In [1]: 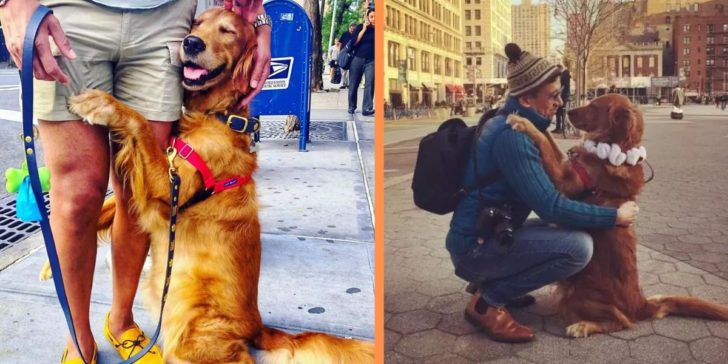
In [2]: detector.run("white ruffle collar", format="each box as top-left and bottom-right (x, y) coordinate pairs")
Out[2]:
(583, 140), (647, 166)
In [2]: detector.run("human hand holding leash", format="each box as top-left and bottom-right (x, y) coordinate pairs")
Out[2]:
(616, 201), (639, 227)
(0, 0), (76, 83)
(225, 0), (271, 107)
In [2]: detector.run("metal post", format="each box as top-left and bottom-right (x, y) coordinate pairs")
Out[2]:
(327, 0), (338, 49)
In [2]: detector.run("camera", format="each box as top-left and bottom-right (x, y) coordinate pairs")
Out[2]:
(476, 204), (514, 246)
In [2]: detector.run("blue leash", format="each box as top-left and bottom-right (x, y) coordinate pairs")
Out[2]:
(21, 6), (179, 363)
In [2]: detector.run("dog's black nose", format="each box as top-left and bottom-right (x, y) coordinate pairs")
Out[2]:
(183, 36), (206, 56)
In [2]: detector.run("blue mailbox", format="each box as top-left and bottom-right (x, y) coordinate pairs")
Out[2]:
(251, 0), (312, 151)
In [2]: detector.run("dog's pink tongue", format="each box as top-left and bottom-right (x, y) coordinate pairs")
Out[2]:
(184, 66), (208, 80)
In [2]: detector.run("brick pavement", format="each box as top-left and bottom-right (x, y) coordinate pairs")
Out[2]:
(384, 104), (728, 363)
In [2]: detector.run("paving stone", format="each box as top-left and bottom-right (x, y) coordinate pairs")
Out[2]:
(688, 285), (728, 304)
(629, 335), (692, 363)
(639, 271), (660, 286)
(437, 312), (478, 336)
(659, 271), (706, 288)
(386, 291), (432, 313)
(706, 321), (728, 339)
(481, 358), (535, 364)
(641, 260), (678, 274)
(394, 329), (457, 358)
(386, 351), (416, 364)
(569, 333), (631, 363)
(689, 337), (728, 363)
(653, 317), (711, 341)
(453, 333), (514, 361)
(642, 283), (690, 298)
(702, 274), (728, 288)
(387, 309), (443, 335)
(385, 277), (420, 295)
(422, 353), (475, 364)
(428, 293), (470, 315)
(512, 334), (573, 363)
(416, 277), (465, 297)
(386, 329), (402, 353)
(609, 320), (656, 340)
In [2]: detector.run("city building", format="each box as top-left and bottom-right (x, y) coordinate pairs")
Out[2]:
(384, 0), (465, 107)
(512, 0), (550, 59)
(673, 11), (728, 96)
(462, 0), (511, 101)
(645, 0), (714, 15)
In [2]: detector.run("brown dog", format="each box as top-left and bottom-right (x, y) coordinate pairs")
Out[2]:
(66, 8), (373, 363)
(507, 94), (728, 337)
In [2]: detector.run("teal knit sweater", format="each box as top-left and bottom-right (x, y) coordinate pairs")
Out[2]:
(446, 96), (617, 256)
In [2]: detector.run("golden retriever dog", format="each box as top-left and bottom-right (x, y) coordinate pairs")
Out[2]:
(55, 8), (373, 363)
(506, 94), (728, 337)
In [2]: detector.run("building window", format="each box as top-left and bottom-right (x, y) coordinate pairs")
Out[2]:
(475, 10), (481, 19)
(683, 24), (690, 32)
(707, 47), (714, 55)
(455, 61), (461, 78)
(723, 47), (728, 54)
(434, 55), (441, 75)
(422, 51), (431, 72)
(724, 24), (728, 32)
(465, 26), (471, 36)
(388, 42), (400, 68)
(649, 57), (655, 68)
(476, 57), (482, 66)
(684, 36), (690, 45)
(466, 57), (472, 66)
(408, 48), (417, 71)
(698, 59), (701, 65)
(684, 48), (691, 55)
(706, 59), (714, 66)
(707, 24), (715, 33)
(475, 41), (482, 48)
(475, 26), (481, 36)
(707, 36), (715, 44)
(637, 57), (643, 68)
(466, 42), (472, 49)
(683, 59), (690, 66)
(465, 10), (470, 20)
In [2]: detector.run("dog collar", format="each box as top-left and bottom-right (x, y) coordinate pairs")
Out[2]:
(170, 136), (251, 193)
(583, 140), (647, 166)
(214, 113), (260, 134)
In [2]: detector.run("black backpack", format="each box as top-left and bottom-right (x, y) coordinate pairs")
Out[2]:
(412, 108), (502, 214)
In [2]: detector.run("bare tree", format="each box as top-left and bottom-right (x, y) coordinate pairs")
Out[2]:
(305, 0), (324, 91)
(547, 0), (635, 105)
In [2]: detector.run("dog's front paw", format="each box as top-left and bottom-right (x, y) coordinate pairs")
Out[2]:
(506, 115), (530, 133)
(39, 260), (52, 281)
(566, 322), (591, 338)
(69, 90), (120, 127)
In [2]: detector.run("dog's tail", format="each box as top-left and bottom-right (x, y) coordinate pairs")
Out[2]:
(253, 325), (374, 364)
(644, 295), (728, 321)
(97, 196), (116, 242)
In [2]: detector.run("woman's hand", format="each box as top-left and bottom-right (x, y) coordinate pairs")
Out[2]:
(223, 0), (262, 23)
(0, 0), (76, 83)
(616, 201), (639, 227)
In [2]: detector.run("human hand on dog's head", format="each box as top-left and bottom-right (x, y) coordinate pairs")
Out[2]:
(224, 0), (263, 23)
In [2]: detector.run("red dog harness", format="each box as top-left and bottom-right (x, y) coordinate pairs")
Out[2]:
(568, 150), (597, 198)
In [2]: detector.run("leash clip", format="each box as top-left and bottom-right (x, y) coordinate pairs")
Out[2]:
(166, 146), (178, 182)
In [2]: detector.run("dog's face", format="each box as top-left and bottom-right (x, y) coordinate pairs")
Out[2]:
(180, 8), (257, 93)
(568, 94), (644, 148)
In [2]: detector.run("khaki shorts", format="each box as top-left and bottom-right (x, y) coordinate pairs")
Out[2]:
(34, 0), (198, 121)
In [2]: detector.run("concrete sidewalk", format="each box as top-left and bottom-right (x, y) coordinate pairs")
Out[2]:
(0, 91), (374, 363)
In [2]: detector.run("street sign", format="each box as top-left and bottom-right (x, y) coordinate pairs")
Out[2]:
(250, 0), (312, 151)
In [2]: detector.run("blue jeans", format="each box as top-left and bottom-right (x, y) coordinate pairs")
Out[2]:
(450, 219), (593, 307)
(348, 56), (374, 113)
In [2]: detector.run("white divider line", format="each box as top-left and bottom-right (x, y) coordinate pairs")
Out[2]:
(352, 117), (375, 229)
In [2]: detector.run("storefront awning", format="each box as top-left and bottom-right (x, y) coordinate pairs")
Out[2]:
(446, 84), (465, 94)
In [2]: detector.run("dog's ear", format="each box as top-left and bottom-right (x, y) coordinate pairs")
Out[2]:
(608, 104), (643, 149)
(232, 43), (258, 96)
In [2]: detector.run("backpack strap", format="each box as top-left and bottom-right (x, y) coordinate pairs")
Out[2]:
(467, 108), (508, 194)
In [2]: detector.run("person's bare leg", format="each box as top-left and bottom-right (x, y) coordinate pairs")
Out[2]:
(39, 120), (111, 361)
(107, 120), (173, 337)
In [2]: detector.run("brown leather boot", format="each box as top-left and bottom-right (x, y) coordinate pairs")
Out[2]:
(464, 293), (535, 343)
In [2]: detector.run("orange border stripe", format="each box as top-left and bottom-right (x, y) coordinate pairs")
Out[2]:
(374, 4), (384, 363)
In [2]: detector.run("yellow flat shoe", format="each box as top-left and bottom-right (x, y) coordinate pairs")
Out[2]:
(104, 312), (164, 363)
(60, 343), (97, 364)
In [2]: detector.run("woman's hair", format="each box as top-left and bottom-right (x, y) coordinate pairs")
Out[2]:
(367, 9), (374, 16)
